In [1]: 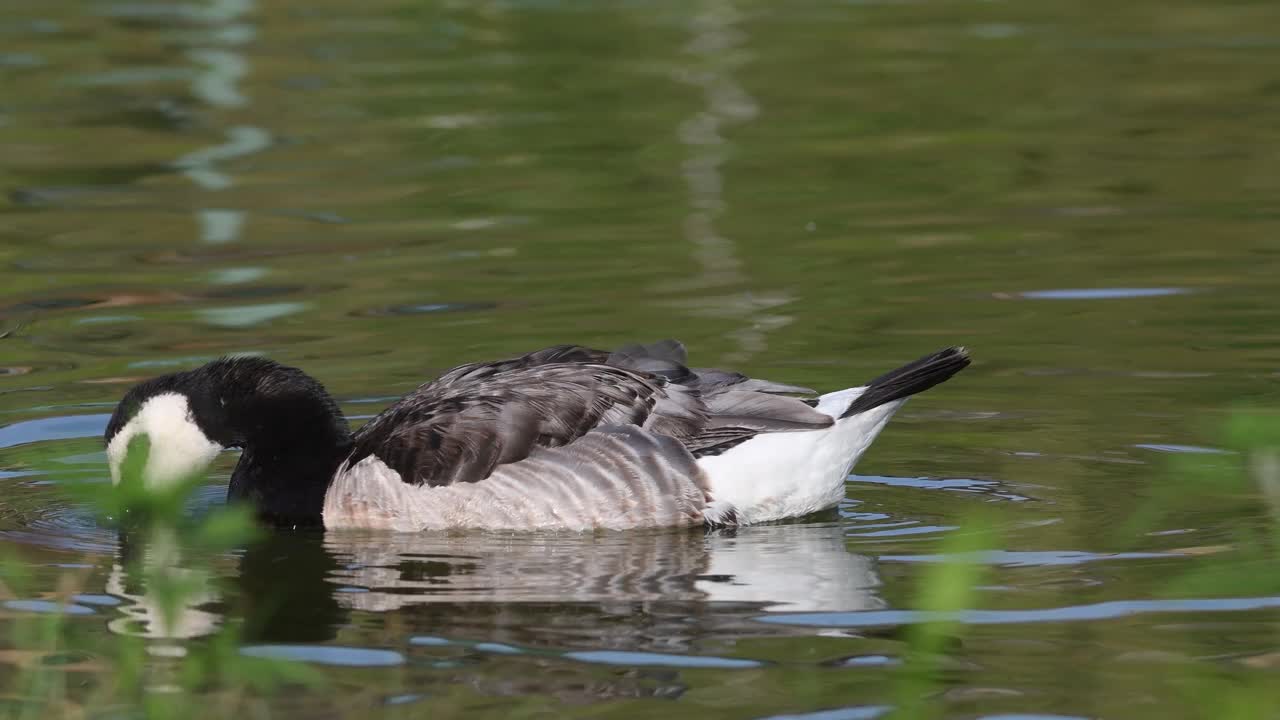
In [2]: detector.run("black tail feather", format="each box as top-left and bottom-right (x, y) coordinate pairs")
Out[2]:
(840, 346), (971, 418)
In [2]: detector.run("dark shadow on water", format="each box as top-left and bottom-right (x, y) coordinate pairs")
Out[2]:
(235, 530), (347, 644)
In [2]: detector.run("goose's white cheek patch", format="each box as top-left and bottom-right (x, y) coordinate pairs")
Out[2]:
(107, 393), (223, 489)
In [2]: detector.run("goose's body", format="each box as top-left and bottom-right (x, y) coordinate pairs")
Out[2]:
(105, 342), (969, 531)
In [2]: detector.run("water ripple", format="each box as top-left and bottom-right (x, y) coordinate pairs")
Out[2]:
(409, 635), (765, 669)
(4, 599), (96, 616)
(879, 550), (1177, 567)
(563, 650), (763, 669)
(0, 414), (108, 449)
(851, 474), (1032, 502)
(758, 596), (1280, 628)
(758, 706), (891, 720)
(1015, 288), (1191, 300)
(173, 125), (272, 192)
(240, 644), (404, 667)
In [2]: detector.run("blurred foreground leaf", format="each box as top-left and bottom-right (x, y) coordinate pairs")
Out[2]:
(892, 512), (999, 720)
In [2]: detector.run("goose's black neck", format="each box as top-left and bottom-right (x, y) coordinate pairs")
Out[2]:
(185, 357), (353, 527)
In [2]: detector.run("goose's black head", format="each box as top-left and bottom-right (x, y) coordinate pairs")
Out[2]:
(105, 357), (353, 519)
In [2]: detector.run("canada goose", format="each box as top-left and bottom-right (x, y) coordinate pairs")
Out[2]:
(104, 341), (969, 531)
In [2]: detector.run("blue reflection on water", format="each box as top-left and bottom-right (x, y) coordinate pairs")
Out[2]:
(758, 596), (1280, 628)
(240, 644), (404, 666)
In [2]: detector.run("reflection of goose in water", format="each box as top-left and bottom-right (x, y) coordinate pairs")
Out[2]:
(102, 522), (884, 650)
(324, 522), (884, 614)
(104, 527), (345, 645)
(323, 522), (885, 654)
(105, 529), (221, 648)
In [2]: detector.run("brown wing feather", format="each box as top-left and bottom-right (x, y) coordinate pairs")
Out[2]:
(350, 342), (832, 488)
(351, 357), (705, 487)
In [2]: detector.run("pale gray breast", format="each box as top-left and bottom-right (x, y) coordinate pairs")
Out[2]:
(324, 425), (712, 532)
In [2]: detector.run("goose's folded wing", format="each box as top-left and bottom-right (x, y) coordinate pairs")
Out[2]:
(347, 341), (834, 488)
(685, 390), (835, 456)
(348, 361), (705, 487)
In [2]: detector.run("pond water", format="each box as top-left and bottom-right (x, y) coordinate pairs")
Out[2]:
(2, 0), (1279, 717)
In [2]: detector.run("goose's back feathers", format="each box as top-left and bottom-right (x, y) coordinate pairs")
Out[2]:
(344, 342), (833, 494)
